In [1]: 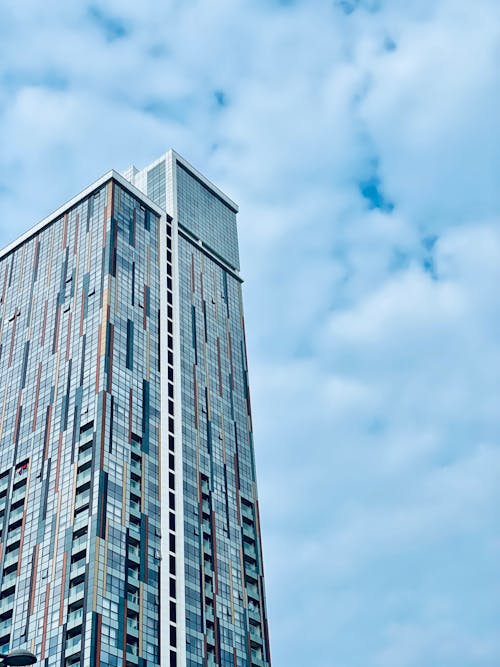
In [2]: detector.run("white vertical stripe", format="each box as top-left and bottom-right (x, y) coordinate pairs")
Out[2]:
(159, 209), (172, 667)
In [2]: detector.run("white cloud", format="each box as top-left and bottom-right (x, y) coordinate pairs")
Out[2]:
(1, 0), (499, 665)
(357, 0), (500, 225)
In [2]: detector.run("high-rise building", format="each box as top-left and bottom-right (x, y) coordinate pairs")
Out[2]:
(0, 151), (271, 667)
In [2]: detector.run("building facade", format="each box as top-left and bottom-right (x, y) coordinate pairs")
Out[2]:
(0, 153), (271, 667)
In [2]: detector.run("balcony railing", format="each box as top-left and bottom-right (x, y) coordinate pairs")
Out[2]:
(79, 432), (94, 447)
(251, 652), (264, 667)
(67, 608), (83, 628)
(126, 642), (138, 656)
(71, 536), (87, 553)
(76, 469), (92, 486)
(3, 551), (19, 568)
(8, 508), (23, 524)
(241, 503), (253, 520)
(75, 491), (90, 509)
(6, 527), (21, 545)
(127, 591), (139, 606)
(126, 618), (139, 634)
(78, 448), (92, 465)
(15, 467), (28, 481)
(11, 488), (25, 505)
(243, 543), (257, 559)
(0, 596), (14, 613)
(68, 584), (85, 603)
(65, 635), (82, 654)
(129, 500), (141, 515)
(130, 459), (141, 473)
(128, 545), (140, 560)
(248, 606), (261, 624)
(0, 618), (12, 636)
(1, 574), (17, 591)
(130, 480), (141, 494)
(242, 523), (254, 539)
(127, 569), (140, 585)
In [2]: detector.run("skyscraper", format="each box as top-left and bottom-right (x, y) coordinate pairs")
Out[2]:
(0, 151), (271, 667)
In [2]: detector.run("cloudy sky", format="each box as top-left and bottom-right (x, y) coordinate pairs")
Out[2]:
(1, 0), (499, 665)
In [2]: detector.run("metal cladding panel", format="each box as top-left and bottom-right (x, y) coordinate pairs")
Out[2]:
(175, 164), (240, 272)
(177, 238), (270, 667)
(123, 151), (272, 667)
(2, 152), (275, 667)
(0, 179), (166, 667)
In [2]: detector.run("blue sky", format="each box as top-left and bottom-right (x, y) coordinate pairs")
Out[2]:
(1, 0), (499, 665)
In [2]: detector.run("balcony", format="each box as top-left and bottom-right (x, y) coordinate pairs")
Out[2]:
(8, 508), (23, 525)
(128, 545), (140, 562)
(241, 503), (253, 520)
(243, 543), (257, 560)
(0, 574), (16, 592)
(126, 590), (140, 612)
(79, 431), (94, 447)
(247, 583), (259, 601)
(6, 530), (21, 548)
(71, 536), (87, 555)
(70, 560), (86, 579)
(14, 467), (28, 481)
(129, 500), (141, 517)
(65, 635), (82, 656)
(130, 479), (141, 494)
(11, 488), (25, 505)
(128, 524), (140, 541)
(73, 514), (88, 532)
(76, 469), (92, 487)
(126, 618), (139, 636)
(78, 448), (92, 465)
(68, 583), (85, 604)
(125, 641), (139, 659)
(130, 459), (141, 474)
(74, 491), (90, 511)
(3, 552), (19, 569)
(251, 650), (264, 667)
(65, 658), (81, 667)
(67, 608), (83, 629)
(249, 624), (262, 646)
(0, 617), (11, 637)
(127, 569), (140, 586)
(248, 605), (261, 623)
(242, 523), (254, 540)
(131, 439), (141, 455)
(0, 597), (14, 614)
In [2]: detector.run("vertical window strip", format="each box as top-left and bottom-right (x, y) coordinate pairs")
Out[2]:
(126, 319), (134, 370)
